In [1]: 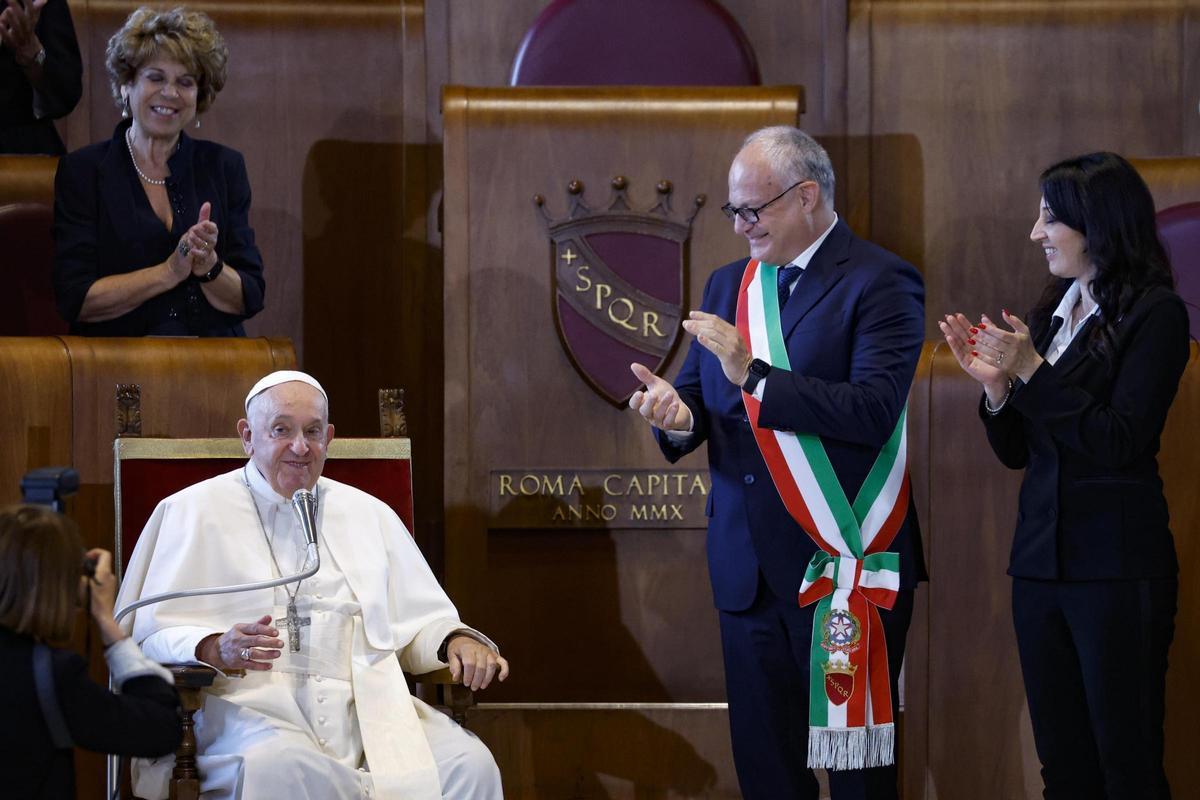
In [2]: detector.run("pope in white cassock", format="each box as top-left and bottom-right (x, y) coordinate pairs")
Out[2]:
(116, 370), (508, 799)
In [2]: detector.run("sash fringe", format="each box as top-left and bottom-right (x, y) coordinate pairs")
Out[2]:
(807, 723), (895, 770)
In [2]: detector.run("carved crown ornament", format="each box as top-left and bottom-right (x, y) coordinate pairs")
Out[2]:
(534, 176), (705, 407)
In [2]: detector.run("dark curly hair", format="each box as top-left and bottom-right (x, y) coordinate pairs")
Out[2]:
(106, 6), (229, 114)
(1028, 152), (1174, 364)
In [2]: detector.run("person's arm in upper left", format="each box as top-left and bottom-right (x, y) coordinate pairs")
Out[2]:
(1, 0), (82, 120)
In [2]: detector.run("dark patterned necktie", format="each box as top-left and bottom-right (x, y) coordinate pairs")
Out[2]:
(777, 265), (802, 309)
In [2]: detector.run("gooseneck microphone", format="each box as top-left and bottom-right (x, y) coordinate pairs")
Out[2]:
(115, 486), (323, 625)
(291, 489), (319, 549)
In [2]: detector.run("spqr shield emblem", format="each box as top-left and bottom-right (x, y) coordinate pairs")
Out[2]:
(535, 177), (705, 406)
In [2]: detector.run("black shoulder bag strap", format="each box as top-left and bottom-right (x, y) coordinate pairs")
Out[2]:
(33, 643), (74, 749)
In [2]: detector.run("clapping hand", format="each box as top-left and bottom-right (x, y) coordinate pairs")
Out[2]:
(682, 310), (752, 386)
(974, 311), (1042, 382)
(939, 313), (1007, 390)
(175, 201), (220, 278)
(628, 362), (693, 432)
(0, 0), (46, 66)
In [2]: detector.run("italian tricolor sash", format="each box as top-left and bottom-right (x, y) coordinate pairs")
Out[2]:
(736, 259), (910, 770)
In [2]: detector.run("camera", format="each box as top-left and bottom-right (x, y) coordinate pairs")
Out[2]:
(20, 467), (80, 513)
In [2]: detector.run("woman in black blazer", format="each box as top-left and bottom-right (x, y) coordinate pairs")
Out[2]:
(0, 505), (181, 799)
(52, 7), (264, 336)
(940, 152), (1187, 799)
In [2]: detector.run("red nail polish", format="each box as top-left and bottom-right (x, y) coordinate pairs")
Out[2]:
(971, 351), (980, 358)
(968, 338), (976, 345)
(969, 327), (978, 334)
(978, 323), (987, 330)
(1002, 308), (1008, 316)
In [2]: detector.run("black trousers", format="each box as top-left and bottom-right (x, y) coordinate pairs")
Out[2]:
(1012, 577), (1177, 800)
(718, 573), (914, 800)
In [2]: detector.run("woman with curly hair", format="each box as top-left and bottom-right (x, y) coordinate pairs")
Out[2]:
(52, 6), (265, 336)
(940, 152), (1186, 799)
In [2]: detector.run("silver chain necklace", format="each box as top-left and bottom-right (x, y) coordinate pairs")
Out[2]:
(242, 464), (316, 652)
(125, 126), (171, 186)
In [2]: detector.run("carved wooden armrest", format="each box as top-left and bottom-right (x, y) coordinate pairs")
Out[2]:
(411, 667), (474, 725)
(161, 664), (245, 800)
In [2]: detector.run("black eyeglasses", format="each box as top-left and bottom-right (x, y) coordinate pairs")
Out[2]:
(721, 181), (805, 225)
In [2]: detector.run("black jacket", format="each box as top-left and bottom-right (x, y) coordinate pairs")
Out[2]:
(52, 119), (266, 335)
(655, 221), (927, 611)
(982, 284), (1189, 580)
(0, 626), (181, 800)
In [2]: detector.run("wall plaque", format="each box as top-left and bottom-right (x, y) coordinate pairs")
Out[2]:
(490, 468), (710, 529)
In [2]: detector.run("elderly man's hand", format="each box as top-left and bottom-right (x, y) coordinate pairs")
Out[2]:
(445, 634), (509, 691)
(628, 362), (693, 432)
(682, 310), (752, 386)
(196, 614), (284, 671)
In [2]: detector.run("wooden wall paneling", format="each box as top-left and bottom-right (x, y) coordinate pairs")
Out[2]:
(0, 337), (73, 505)
(900, 341), (935, 800)
(0, 155), (59, 204)
(1185, 1), (1200, 154)
(848, 1), (1193, 339)
(1156, 343), (1200, 794)
(1130, 156), (1200, 210)
(468, 707), (739, 798)
(924, 344), (1034, 800)
(64, 336), (296, 483)
(443, 85), (801, 796)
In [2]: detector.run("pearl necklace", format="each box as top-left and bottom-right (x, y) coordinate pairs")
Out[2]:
(125, 127), (171, 186)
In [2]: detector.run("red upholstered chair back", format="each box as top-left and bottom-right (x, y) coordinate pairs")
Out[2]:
(1158, 202), (1200, 341)
(510, 0), (760, 86)
(0, 202), (67, 335)
(114, 437), (415, 577)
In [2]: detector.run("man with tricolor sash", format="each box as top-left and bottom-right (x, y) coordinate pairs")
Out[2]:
(629, 126), (926, 800)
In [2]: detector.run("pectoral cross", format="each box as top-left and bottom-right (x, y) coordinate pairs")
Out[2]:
(284, 599), (311, 653)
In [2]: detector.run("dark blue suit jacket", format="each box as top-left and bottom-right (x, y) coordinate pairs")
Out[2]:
(656, 220), (927, 612)
(52, 120), (265, 336)
(983, 284), (1189, 581)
